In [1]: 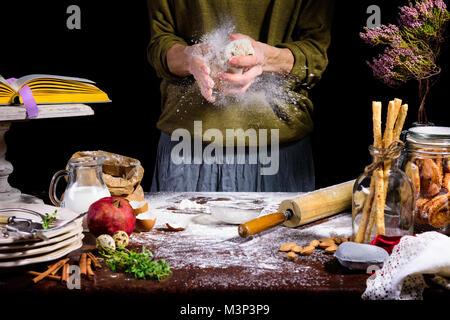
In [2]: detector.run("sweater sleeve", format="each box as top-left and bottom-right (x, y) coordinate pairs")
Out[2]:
(147, 0), (188, 81)
(276, 0), (334, 88)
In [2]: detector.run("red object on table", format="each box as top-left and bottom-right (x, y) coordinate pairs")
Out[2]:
(370, 235), (403, 254)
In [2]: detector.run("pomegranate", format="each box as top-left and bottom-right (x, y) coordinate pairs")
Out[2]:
(87, 197), (135, 236)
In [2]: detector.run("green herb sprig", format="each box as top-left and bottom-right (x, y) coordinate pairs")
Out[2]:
(41, 210), (58, 230)
(99, 246), (172, 281)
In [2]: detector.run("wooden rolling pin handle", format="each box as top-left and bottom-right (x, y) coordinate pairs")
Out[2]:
(238, 212), (287, 238)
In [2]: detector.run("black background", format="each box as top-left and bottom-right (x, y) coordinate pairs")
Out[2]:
(1, 0), (449, 196)
(1, 0), (449, 311)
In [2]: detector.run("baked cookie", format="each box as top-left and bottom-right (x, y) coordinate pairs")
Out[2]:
(419, 158), (442, 198)
(426, 193), (450, 228)
(414, 197), (430, 225)
(405, 160), (421, 198)
(445, 157), (450, 173)
(443, 173), (450, 192)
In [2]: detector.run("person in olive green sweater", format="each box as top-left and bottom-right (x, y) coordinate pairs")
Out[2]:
(147, 0), (334, 192)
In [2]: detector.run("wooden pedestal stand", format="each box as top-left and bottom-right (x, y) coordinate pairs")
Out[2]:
(0, 104), (94, 203)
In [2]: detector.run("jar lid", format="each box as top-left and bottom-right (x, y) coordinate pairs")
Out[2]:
(408, 126), (450, 138)
(406, 126), (450, 148)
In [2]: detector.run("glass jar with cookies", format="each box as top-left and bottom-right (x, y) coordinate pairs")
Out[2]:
(402, 126), (450, 234)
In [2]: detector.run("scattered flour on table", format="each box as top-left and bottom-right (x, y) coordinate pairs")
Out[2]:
(131, 200), (352, 275)
(176, 199), (208, 211)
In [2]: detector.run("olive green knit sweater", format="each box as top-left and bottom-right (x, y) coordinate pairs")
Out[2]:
(147, 0), (333, 144)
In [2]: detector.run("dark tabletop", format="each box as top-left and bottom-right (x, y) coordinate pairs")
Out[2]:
(0, 192), (448, 315)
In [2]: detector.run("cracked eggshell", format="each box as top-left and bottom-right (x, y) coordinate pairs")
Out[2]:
(129, 200), (149, 215)
(135, 215), (156, 232)
(130, 202), (157, 232)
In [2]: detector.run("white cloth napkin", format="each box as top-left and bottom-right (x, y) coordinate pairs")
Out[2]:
(363, 232), (450, 300)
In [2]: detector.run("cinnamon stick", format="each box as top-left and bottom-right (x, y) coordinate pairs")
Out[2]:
(27, 271), (61, 281)
(87, 252), (102, 269)
(79, 253), (87, 277)
(50, 261), (66, 276)
(86, 258), (95, 280)
(32, 258), (69, 283)
(61, 263), (69, 283)
(46, 260), (60, 270)
(47, 259), (66, 274)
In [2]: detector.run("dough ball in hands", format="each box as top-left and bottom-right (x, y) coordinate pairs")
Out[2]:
(222, 38), (255, 73)
(210, 38), (255, 80)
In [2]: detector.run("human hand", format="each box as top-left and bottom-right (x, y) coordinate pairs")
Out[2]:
(217, 34), (264, 96)
(184, 44), (216, 103)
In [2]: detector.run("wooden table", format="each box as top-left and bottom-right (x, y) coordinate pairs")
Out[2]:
(0, 104), (93, 203)
(0, 192), (448, 313)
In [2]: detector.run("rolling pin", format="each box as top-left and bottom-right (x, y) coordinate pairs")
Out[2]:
(238, 180), (355, 238)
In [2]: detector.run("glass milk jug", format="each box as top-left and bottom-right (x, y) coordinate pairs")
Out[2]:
(49, 156), (111, 229)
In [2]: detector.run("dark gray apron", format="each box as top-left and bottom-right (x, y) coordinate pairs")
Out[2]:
(150, 132), (314, 192)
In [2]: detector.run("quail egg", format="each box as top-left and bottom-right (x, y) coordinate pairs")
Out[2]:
(96, 234), (116, 251)
(112, 230), (130, 248)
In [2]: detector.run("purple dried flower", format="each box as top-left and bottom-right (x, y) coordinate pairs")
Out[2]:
(360, 0), (449, 86)
(399, 4), (423, 28)
(360, 24), (400, 46)
(368, 52), (402, 86)
(400, 0), (448, 29)
(435, 0), (447, 11)
(361, 0), (449, 123)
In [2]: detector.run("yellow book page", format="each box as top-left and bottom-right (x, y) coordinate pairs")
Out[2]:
(21, 92), (110, 104)
(5, 75), (110, 104)
(27, 79), (110, 103)
(28, 79), (97, 91)
(0, 83), (14, 104)
(0, 97), (12, 104)
(10, 74), (95, 91)
(29, 85), (96, 93)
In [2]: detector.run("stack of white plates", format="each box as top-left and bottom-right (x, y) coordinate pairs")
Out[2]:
(0, 203), (84, 268)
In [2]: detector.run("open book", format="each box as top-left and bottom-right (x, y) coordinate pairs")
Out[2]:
(0, 74), (110, 105)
